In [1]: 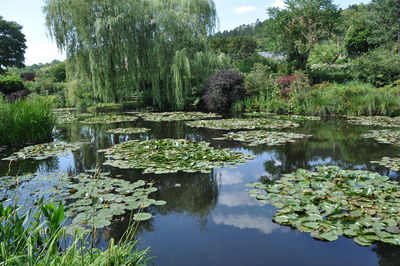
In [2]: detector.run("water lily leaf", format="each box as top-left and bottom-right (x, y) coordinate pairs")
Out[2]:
(153, 200), (167, 206)
(133, 213), (152, 221)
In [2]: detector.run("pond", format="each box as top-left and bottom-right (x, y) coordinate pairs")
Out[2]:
(0, 113), (399, 266)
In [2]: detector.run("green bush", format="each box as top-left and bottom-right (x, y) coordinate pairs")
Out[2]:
(0, 75), (25, 95)
(351, 46), (400, 87)
(236, 54), (280, 73)
(244, 64), (279, 96)
(0, 95), (56, 145)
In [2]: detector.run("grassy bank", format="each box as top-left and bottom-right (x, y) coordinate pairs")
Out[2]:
(0, 96), (56, 145)
(234, 81), (400, 116)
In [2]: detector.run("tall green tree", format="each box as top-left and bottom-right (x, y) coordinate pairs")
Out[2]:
(44, 0), (229, 110)
(369, 0), (400, 53)
(263, 0), (341, 70)
(0, 16), (26, 73)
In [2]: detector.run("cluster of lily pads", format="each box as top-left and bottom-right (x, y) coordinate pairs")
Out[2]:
(57, 112), (93, 124)
(65, 171), (165, 228)
(81, 115), (138, 124)
(0, 171), (164, 229)
(99, 139), (254, 174)
(247, 166), (400, 246)
(361, 130), (400, 146)
(371, 157), (400, 171)
(2, 142), (83, 161)
(346, 116), (400, 128)
(244, 112), (321, 121)
(137, 112), (221, 122)
(106, 127), (150, 135)
(186, 118), (299, 130)
(214, 131), (311, 146)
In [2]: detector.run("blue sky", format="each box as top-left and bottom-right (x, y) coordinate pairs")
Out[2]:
(0, 0), (369, 65)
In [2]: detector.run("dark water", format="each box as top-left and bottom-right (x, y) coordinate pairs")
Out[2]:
(1, 115), (399, 266)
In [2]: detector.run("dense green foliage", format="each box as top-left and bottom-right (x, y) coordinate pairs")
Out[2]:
(0, 75), (25, 94)
(0, 16), (26, 73)
(44, 0), (230, 110)
(0, 96), (56, 145)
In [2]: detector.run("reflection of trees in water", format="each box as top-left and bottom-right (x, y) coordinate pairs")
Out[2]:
(373, 243), (400, 266)
(0, 156), (59, 176)
(94, 170), (219, 245)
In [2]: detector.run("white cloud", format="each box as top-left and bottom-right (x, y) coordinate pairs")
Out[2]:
(268, 0), (287, 9)
(212, 213), (280, 235)
(219, 191), (265, 207)
(233, 6), (257, 14)
(216, 170), (244, 186)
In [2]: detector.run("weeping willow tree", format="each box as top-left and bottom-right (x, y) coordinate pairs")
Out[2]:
(44, 0), (230, 110)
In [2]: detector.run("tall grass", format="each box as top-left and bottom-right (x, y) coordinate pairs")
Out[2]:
(0, 95), (56, 145)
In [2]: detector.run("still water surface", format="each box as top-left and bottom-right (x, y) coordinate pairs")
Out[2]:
(1, 115), (399, 266)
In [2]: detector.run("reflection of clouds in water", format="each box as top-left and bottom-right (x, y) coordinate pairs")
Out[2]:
(219, 191), (265, 207)
(212, 214), (280, 235)
(216, 170), (244, 185)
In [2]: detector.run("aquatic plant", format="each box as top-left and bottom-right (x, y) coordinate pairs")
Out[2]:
(106, 127), (150, 135)
(186, 118), (299, 130)
(137, 112), (221, 122)
(56, 112), (93, 124)
(214, 131), (311, 146)
(361, 130), (400, 145)
(244, 112), (321, 121)
(0, 170), (164, 229)
(65, 171), (163, 227)
(346, 116), (400, 128)
(247, 166), (400, 246)
(2, 142), (83, 161)
(0, 201), (149, 265)
(371, 157), (400, 171)
(81, 115), (138, 124)
(99, 139), (254, 174)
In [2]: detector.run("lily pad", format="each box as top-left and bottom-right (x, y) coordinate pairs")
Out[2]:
(137, 112), (221, 122)
(371, 157), (400, 171)
(244, 112), (321, 121)
(106, 127), (150, 135)
(99, 139), (254, 174)
(248, 166), (400, 246)
(361, 130), (400, 146)
(2, 142), (84, 161)
(81, 115), (138, 124)
(214, 130), (311, 146)
(346, 116), (400, 128)
(56, 112), (93, 124)
(133, 212), (153, 221)
(186, 118), (299, 130)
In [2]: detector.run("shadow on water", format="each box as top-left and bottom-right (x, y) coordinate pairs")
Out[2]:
(0, 114), (399, 265)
